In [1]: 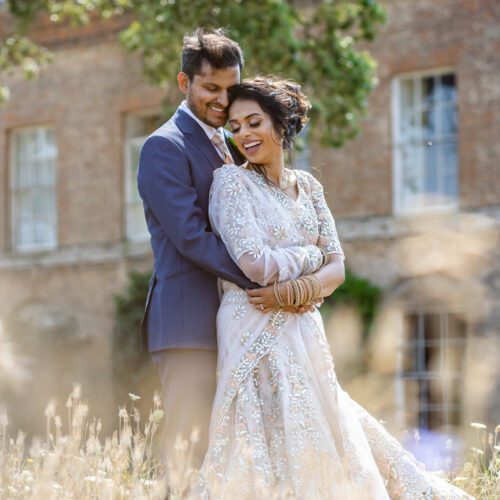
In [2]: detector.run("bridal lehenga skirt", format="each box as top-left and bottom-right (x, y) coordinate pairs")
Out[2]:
(194, 287), (473, 500)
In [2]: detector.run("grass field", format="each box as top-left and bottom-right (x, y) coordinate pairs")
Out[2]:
(0, 388), (498, 499)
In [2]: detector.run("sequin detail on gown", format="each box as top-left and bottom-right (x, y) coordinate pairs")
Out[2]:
(194, 165), (473, 500)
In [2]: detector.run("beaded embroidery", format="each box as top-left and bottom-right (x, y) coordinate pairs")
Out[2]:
(195, 165), (472, 500)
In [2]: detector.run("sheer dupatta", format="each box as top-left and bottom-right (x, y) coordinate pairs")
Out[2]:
(194, 165), (473, 500)
(200, 165), (346, 491)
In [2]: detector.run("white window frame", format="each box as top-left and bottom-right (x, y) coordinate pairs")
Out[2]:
(10, 126), (58, 252)
(123, 114), (156, 242)
(392, 68), (459, 215)
(395, 309), (466, 432)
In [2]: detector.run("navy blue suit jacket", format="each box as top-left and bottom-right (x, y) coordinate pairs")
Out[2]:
(137, 107), (258, 352)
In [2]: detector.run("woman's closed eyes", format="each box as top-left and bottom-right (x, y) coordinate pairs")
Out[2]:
(230, 121), (261, 133)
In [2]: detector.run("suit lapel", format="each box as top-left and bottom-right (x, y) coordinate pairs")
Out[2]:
(174, 108), (223, 171)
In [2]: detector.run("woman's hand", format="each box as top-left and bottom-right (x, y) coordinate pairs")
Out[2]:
(246, 284), (322, 314)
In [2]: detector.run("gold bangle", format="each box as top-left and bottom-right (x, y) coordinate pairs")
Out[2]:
(303, 276), (313, 302)
(291, 279), (300, 307)
(303, 275), (315, 302)
(304, 277), (314, 304)
(312, 275), (321, 300)
(297, 277), (308, 305)
(273, 280), (280, 306)
(308, 278), (315, 303)
(274, 280), (285, 307)
(277, 282), (286, 307)
(297, 279), (304, 306)
(301, 278), (310, 304)
(299, 278), (307, 305)
(320, 248), (328, 268)
(306, 275), (322, 301)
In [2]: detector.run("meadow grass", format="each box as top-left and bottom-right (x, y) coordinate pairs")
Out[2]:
(0, 387), (497, 499)
(0, 386), (170, 499)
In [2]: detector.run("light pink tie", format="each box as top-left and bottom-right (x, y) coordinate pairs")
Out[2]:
(211, 130), (234, 164)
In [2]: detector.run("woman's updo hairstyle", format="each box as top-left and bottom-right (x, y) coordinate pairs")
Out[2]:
(229, 76), (311, 150)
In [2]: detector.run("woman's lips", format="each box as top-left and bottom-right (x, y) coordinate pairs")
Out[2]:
(242, 140), (262, 156)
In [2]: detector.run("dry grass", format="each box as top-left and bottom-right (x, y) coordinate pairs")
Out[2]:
(0, 386), (168, 499)
(0, 387), (497, 499)
(451, 423), (500, 499)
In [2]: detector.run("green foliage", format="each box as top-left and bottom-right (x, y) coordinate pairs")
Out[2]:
(112, 270), (153, 394)
(323, 268), (381, 336)
(0, 34), (52, 103)
(2, 0), (386, 147)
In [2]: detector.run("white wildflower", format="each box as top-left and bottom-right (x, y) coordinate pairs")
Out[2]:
(45, 400), (56, 418)
(190, 426), (200, 444)
(152, 409), (164, 423)
(72, 384), (81, 400)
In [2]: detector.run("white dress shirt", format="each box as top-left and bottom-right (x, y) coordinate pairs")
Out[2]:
(180, 101), (225, 160)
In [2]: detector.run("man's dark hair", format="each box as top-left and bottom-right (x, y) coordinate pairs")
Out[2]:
(181, 28), (244, 80)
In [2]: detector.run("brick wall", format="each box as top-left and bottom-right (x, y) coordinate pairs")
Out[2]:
(314, 0), (500, 217)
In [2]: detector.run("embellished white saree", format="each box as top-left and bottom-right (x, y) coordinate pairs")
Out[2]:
(195, 165), (472, 500)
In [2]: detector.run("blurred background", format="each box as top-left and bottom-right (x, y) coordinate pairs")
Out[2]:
(0, 0), (498, 473)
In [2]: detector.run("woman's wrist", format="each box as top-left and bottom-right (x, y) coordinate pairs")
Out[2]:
(274, 276), (323, 308)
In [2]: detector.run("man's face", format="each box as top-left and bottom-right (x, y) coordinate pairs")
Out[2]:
(178, 60), (241, 128)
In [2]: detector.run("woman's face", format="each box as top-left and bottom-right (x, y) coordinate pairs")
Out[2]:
(228, 99), (283, 165)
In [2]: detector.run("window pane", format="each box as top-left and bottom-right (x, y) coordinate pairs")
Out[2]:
(395, 72), (458, 213)
(422, 109), (437, 139)
(442, 106), (457, 135)
(422, 76), (436, 105)
(439, 74), (456, 103)
(401, 79), (414, 110)
(124, 115), (159, 241)
(400, 312), (466, 432)
(400, 144), (423, 207)
(423, 144), (439, 193)
(441, 142), (458, 198)
(129, 142), (143, 203)
(10, 127), (57, 250)
(17, 191), (32, 221)
(400, 110), (420, 142)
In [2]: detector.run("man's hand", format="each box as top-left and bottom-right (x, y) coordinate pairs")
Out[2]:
(246, 283), (323, 314)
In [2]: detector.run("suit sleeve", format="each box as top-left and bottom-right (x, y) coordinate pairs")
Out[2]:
(137, 135), (258, 289)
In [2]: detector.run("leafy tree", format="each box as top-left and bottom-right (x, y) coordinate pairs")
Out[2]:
(2, 0), (386, 146)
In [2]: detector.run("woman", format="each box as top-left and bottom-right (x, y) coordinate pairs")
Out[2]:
(195, 77), (472, 499)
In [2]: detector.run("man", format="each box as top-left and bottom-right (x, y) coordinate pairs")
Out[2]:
(137, 28), (257, 473)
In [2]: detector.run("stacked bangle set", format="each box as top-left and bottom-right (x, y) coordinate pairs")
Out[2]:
(274, 275), (323, 307)
(272, 247), (328, 308)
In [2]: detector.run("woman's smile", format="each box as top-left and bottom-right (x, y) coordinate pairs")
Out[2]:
(241, 139), (263, 156)
(229, 99), (283, 169)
